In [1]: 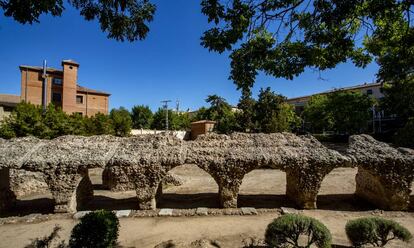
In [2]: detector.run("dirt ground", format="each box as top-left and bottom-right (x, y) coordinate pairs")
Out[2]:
(1, 165), (414, 248)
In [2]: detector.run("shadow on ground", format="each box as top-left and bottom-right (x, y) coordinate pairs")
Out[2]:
(2, 188), (407, 216)
(0, 198), (55, 217)
(158, 193), (220, 209)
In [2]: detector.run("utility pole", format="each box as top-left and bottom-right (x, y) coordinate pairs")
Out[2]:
(176, 99), (180, 112)
(42, 60), (48, 112)
(161, 100), (171, 131)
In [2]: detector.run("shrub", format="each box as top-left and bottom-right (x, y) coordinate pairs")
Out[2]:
(265, 214), (332, 248)
(345, 217), (412, 247)
(69, 210), (120, 248)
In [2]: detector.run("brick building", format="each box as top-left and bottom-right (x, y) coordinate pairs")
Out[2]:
(19, 60), (110, 116)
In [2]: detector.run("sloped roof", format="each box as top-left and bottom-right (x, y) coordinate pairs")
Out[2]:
(77, 85), (111, 96)
(19, 65), (63, 74)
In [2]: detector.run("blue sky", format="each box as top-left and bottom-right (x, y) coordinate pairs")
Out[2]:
(0, 0), (379, 111)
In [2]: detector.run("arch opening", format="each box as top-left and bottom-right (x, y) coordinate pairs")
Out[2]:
(238, 168), (294, 209)
(2, 169), (55, 216)
(157, 164), (219, 209)
(318, 167), (374, 211)
(80, 167), (139, 211)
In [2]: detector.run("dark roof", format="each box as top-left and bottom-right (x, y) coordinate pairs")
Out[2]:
(0, 94), (20, 107)
(77, 85), (111, 96)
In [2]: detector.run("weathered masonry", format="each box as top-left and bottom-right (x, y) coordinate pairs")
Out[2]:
(0, 133), (413, 214)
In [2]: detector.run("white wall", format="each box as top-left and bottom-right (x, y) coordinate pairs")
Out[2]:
(131, 129), (190, 140)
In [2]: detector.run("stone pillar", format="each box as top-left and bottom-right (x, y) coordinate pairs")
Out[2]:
(125, 165), (167, 210)
(218, 183), (240, 208)
(355, 167), (410, 210)
(135, 184), (159, 210)
(285, 169), (323, 209)
(0, 168), (16, 213)
(44, 169), (93, 213)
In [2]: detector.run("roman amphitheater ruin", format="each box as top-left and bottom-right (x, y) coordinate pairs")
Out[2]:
(0, 133), (413, 214)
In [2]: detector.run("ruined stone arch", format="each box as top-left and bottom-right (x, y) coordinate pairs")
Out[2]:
(1, 133), (413, 215)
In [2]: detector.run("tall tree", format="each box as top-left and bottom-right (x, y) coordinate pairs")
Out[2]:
(254, 87), (299, 133)
(201, 0), (413, 90)
(236, 89), (256, 132)
(205, 94), (237, 134)
(131, 105), (153, 129)
(1, 0), (156, 41)
(302, 94), (333, 133)
(109, 107), (132, 136)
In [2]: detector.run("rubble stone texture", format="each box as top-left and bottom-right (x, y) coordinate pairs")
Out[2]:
(102, 167), (183, 191)
(0, 133), (412, 214)
(10, 169), (48, 197)
(346, 134), (414, 210)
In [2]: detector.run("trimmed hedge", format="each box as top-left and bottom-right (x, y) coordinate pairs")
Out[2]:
(346, 217), (412, 247)
(69, 210), (120, 248)
(265, 214), (332, 248)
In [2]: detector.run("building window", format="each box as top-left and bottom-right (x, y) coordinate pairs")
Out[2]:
(53, 78), (62, 85)
(75, 112), (83, 116)
(76, 95), (84, 104)
(367, 89), (373, 95)
(52, 92), (62, 102)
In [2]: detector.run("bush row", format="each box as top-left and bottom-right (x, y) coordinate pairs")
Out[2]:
(264, 214), (412, 248)
(0, 102), (132, 139)
(27, 211), (412, 248)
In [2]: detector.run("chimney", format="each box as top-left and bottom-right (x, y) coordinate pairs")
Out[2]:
(61, 60), (79, 114)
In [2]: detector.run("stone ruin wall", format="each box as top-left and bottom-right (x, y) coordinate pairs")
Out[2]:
(0, 133), (413, 214)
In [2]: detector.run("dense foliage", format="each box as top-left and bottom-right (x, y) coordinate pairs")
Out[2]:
(69, 210), (120, 248)
(131, 105), (153, 129)
(1, 0), (156, 41)
(201, 0), (413, 90)
(265, 214), (332, 248)
(254, 87), (300, 133)
(303, 90), (375, 134)
(345, 217), (412, 247)
(192, 90), (300, 134)
(110, 107), (133, 136)
(393, 117), (414, 148)
(381, 78), (414, 121)
(0, 102), (131, 139)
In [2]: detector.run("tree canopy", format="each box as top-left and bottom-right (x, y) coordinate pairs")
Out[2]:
(201, 0), (414, 90)
(1, 0), (156, 41)
(303, 90), (376, 134)
(131, 105), (153, 129)
(254, 87), (300, 133)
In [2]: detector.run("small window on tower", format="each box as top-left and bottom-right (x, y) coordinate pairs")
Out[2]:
(367, 89), (373, 95)
(53, 78), (62, 85)
(76, 95), (84, 104)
